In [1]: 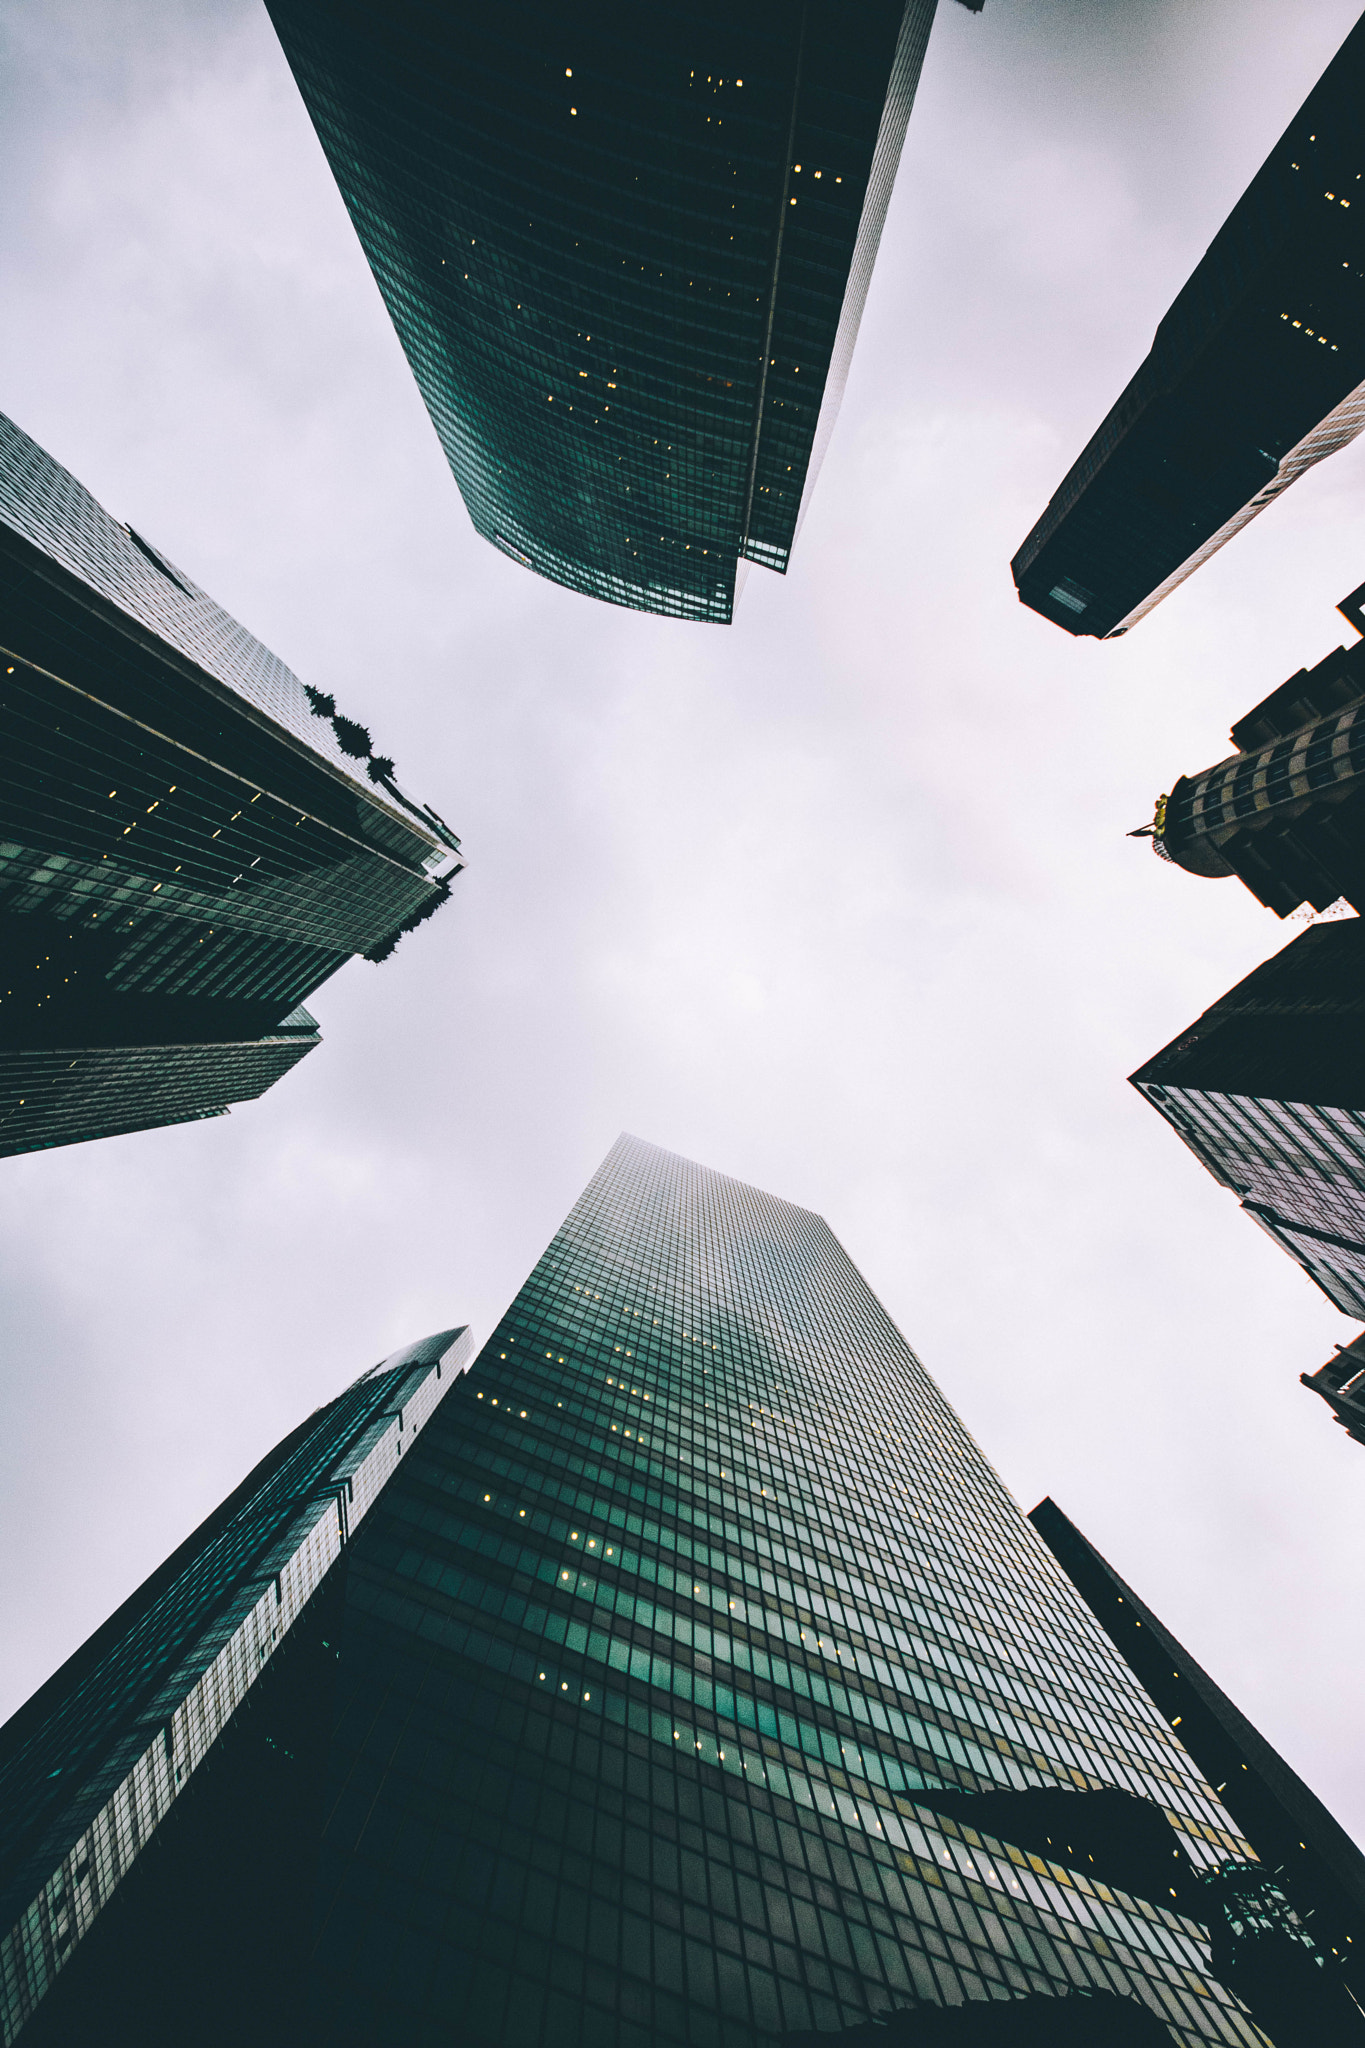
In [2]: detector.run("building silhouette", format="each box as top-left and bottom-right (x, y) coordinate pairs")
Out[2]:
(5, 1137), (1352, 2044)
(0, 412), (462, 1159)
(1012, 13), (1365, 640)
(1131, 918), (1365, 1325)
(0, 1326), (475, 2046)
(1031, 1497), (1365, 2042)
(1302, 1326), (1365, 1444)
(264, 0), (982, 625)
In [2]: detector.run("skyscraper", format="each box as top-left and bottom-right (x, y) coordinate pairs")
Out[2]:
(264, 0), (982, 625)
(2, 1137), (1348, 2046)
(0, 411), (463, 1159)
(0, 1326), (475, 2046)
(1011, 13), (1365, 640)
(1030, 1498), (1365, 2041)
(1141, 586), (1365, 918)
(1130, 918), (1365, 1322)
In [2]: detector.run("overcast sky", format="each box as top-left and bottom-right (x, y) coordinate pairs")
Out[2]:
(3, 0), (1364, 1845)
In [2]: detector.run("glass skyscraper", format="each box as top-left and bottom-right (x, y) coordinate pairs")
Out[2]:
(1131, 918), (1365, 1324)
(263, 0), (981, 624)
(0, 1326), (475, 2046)
(1031, 1498), (1365, 2040)
(3, 1137), (1349, 2046)
(1012, 11), (1365, 641)
(0, 411), (463, 1158)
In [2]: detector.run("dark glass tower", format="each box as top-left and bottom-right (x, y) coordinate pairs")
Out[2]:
(264, 0), (981, 625)
(1142, 586), (1365, 919)
(5, 1138), (1352, 2046)
(0, 411), (463, 1158)
(1012, 13), (1365, 640)
(1030, 1499), (1365, 2039)
(1130, 918), (1365, 1322)
(0, 1327), (475, 2046)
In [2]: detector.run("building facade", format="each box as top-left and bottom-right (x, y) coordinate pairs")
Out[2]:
(1030, 1496), (1365, 2039)
(0, 1327), (475, 2046)
(1145, 588), (1365, 919)
(264, 0), (981, 625)
(1301, 1327), (1365, 1444)
(3, 1137), (1349, 2046)
(1012, 13), (1365, 640)
(1130, 918), (1365, 1322)
(0, 411), (463, 1158)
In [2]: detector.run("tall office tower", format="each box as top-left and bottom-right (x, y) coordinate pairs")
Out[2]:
(264, 0), (982, 626)
(1130, 917), (1365, 1322)
(1011, 14), (1365, 640)
(5, 1139), (1355, 2047)
(1143, 586), (1365, 918)
(1030, 1499), (1365, 2040)
(0, 411), (462, 1159)
(0, 1328), (475, 2047)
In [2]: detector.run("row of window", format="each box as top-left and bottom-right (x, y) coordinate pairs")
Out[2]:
(313, 1588), (1257, 2048)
